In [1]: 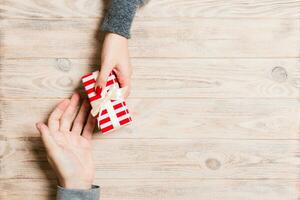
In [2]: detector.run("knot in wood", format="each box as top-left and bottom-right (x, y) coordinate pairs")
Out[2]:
(205, 158), (221, 170)
(56, 58), (71, 72)
(271, 67), (287, 82)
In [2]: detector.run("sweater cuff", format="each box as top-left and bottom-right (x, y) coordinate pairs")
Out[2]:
(56, 185), (100, 200)
(101, 0), (139, 39)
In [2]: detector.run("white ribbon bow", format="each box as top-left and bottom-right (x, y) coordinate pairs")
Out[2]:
(90, 85), (128, 129)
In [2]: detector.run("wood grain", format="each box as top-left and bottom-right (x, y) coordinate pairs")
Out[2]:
(1, 179), (299, 200)
(1, 58), (299, 98)
(0, 98), (299, 139)
(2, 18), (300, 59)
(0, 138), (299, 179)
(1, 0), (300, 19)
(1, 0), (300, 199)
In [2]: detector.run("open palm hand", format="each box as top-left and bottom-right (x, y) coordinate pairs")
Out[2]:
(36, 93), (96, 189)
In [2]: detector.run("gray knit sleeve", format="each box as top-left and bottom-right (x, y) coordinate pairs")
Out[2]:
(56, 185), (100, 200)
(101, 0), (145, 39)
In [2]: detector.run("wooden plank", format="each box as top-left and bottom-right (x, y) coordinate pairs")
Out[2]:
(1, 18), (300, 58)
(1, 0), (300, 19)
(1, 179), (299, 200)
(1, 1), (300, 200)
(0, 58), (299, 98)
(0, 98), (299, 139)
(0, 138), (299, 179)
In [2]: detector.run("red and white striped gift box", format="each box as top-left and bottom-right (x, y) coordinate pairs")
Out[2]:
(82, 71), (132, 133)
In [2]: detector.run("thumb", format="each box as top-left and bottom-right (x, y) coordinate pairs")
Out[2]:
(96, 65), (112, 90)
(36, 122), (58, 154)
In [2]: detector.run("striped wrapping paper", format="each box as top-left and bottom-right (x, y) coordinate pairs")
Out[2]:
(82, 71), (132, 133)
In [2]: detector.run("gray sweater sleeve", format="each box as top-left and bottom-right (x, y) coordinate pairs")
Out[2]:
(56, 185), (100, 200)
(101, 0), (145, 39)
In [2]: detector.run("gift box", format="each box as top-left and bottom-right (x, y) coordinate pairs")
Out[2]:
(82, 71), (132, 133)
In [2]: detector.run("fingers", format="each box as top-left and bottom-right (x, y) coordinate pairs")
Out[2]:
(71, 99), (90, 135)
(36, 122), (59, 155)
(82, 114), (96, 140)
(96, 65), (112, 90)
(120, 83), (130, 98)
(59, 93), (80, 132)
(48, 99), (70, 132)
(114, 66), (131, 98)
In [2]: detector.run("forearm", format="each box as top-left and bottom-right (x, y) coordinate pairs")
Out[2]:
(101, 0), (146, 38)
(56, 185), (100, 200)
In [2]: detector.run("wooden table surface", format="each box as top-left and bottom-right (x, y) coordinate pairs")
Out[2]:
(1, 1), (300, 199)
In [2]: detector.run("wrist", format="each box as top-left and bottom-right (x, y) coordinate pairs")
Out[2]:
(105, 32), (128, 43)
(59, 178), (93, 190)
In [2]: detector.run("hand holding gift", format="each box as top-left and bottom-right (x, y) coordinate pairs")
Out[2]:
(82, 71), (132, 133)
(95, 33), (132, 98)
